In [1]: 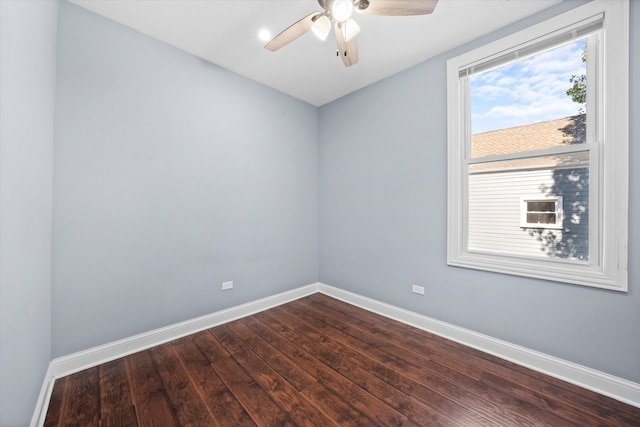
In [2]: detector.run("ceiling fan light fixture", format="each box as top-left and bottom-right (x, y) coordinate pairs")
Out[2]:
(311, 15), (331, 41)
(264, 0), (438, 67)
(340, 18), (360, 41)
(332, 0), (353, 22)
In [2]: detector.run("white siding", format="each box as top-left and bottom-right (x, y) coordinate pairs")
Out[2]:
(468, 167), (589, 260)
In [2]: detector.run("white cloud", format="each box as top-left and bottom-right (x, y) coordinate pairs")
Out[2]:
(471, 39), (586, 133)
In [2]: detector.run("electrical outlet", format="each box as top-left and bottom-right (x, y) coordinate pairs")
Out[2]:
(221, 281), (233, 291)
(412, 285), (425, 295)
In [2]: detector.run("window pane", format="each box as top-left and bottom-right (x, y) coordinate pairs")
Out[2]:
(527, 212), (556, 224)
(527, 201), (555, 212)
(470, 39), (587, 159)
(468, 152), (589, 261)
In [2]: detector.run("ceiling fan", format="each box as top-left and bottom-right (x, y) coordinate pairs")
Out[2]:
(265, 0), (439, 67)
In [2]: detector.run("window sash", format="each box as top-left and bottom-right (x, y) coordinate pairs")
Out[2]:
(462, 27), (598, 260)
(457, 13), (603, 78)
(466, 144), (593, 166)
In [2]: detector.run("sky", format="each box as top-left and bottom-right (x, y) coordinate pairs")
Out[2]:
(471, 39), (587, 135)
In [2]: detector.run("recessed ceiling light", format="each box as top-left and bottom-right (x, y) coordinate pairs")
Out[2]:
(258, 29), (272, 42)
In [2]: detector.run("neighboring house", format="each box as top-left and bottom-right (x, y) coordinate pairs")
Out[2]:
(468, 115), (589, 260)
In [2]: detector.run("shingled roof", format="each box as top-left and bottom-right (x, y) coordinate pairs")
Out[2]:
(472, 114), (586, 158)
(470, 115), (587, 173)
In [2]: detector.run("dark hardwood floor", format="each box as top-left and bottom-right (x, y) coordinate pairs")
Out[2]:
(44, 293), (640, 426)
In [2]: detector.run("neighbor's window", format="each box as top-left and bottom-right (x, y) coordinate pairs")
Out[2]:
(520, 198), (563, 230)
(447, 0), (628, 290)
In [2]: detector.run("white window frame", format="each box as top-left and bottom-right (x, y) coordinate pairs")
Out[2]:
(446, 0), (628, 291)
(520, 197), (563, 230)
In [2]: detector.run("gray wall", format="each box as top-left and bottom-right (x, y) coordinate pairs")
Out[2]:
(319, 0), (640, 384)
(53, 2), (319, 357)
(0, 1), (57, 425)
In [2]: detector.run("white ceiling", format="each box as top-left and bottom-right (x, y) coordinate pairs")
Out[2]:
(68, 0), (562, 106)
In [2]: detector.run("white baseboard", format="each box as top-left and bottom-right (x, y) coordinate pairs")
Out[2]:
(32, 283), (320, 427)
(51, 283), (320, 379)
(30, 363), (54, 427)
(316, 283), (640, 409)
(32, 281), (640, 426)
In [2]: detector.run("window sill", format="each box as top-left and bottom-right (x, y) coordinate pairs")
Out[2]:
(448, 250), (627, 292)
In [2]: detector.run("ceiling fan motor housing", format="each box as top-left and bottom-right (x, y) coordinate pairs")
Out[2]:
(318, 0), (370, 17)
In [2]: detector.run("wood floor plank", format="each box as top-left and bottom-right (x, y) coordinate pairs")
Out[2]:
(212, 324), (340, 427)
(171, 335), (256, 426)
(44, 293), (640, 426)
(307, 296), (622, 426)
(225, 319), (318, 392)
(256, 308), (476, 427)
(300, 381), (377, 427)
(254, 308), (445, 426)
(99, 358), (134, 421)
(478, 355), (640, 426)
(240, 315), (380, 426)
(270, 304), (507, 426)
(191, 329), (296, 426)
(43, 375), (68, 427)
(126, 351), (179, 427)
(308, 294), (640, 426)
(258, 309), (413, 426)
(281, 299), (574, 427)
(48, 367), (100, 426)
(420, 358), (579, 427)
(148, 343), (217, 425)
(479, 370), (638, 427)
(98, 406), (138, 427)
(306, 294), (487, 380)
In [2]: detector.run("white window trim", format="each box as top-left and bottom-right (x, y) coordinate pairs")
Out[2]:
(446, 0), (628, 291)
(520, 197), (563, 230)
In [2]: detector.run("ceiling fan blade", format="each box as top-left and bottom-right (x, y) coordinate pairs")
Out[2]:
(355, 0), (438, 16)
(265, 12), (322, 52)
(335, 21), (358, 67)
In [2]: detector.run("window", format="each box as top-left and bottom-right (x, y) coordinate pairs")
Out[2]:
(447, 0), (628, 290)
(521, 198), (563, 229)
